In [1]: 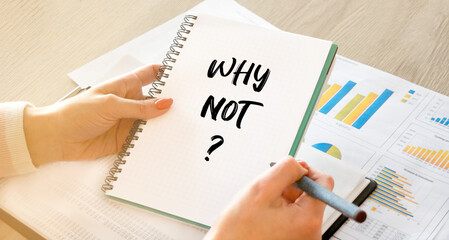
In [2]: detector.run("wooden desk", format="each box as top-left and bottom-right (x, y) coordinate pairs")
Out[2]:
(1, 0), (449, 239)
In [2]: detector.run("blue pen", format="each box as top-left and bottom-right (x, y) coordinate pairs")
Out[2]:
(270, 162), (367, 223)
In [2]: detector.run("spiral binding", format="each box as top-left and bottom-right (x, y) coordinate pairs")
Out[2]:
(101, 15), (197, 192)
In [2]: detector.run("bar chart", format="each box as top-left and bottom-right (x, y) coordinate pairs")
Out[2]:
(339, 157), (449, 240)
(430, 117), (449, 126)
(317, 80), (394, 129)
(369, 167), (417, 217)
(391, 124), (449, 175)
(402, 145), (449, 170)
(418, 97), (449, 131)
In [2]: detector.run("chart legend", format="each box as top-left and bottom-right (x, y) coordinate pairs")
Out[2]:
(401, 90), (415, 103)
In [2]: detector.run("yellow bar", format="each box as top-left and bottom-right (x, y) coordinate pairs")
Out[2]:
(369, 196), (412, 215)
(445, 158), (449, 170)
(343, 92), (378, 125)
(317, 84), (342, 110)
(431, 150), (444, 164)
(377, 184), (414, 199)
(381, 171), (410, 185)
(383, 168), (408, 180)
(417, 148), (427, 158)
(412, 147), (422, 157)
(403, 145), (411, 152)
(426, 151), (437, 162)
(422, 150), (432, 161)
(407, 147), (416, 155)
(398, 195), (419, 205)
(404, 94), (411, 99)
(396, 178), (412, 186)
(435, 151), (449, 166)
(440, 154), (449, 168)
(389, 178), (404, 187)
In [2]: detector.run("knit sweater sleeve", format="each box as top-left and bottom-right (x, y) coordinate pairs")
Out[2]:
(0, 102), (37, 177)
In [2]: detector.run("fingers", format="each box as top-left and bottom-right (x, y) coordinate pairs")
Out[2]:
(94, 64), (161, 97)
(133, 64), (161, 86)
(256, 156), (308, 201)
(282, 184), (303, 203)
(300, 161), (334, 191)
(105, 94), (173, 120)
(294, 162), (334, 217)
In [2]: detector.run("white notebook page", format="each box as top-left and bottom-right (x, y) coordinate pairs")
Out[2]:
(108, 14), (332, 227)
(296, 144), (367, 233)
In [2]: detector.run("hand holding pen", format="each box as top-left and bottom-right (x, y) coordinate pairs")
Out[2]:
(205, 157), (334, 240)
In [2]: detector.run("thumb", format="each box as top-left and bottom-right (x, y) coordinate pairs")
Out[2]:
(111, 96), (173, 120)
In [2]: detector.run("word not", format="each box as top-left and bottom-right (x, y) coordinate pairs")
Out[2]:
(207, 58), (270, 92)
(200, 95), (264, 129)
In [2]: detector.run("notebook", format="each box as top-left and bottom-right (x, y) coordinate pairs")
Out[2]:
(101, 14), (371, 233)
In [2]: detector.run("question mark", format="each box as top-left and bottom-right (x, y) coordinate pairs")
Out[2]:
(205, 135), (224, 161)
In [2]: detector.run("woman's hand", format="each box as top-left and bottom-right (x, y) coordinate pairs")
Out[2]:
(205, 157), (334, 240)
(23, 64), (172, 166)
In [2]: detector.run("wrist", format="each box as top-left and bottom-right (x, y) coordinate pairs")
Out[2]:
(23, 105), (61, 166)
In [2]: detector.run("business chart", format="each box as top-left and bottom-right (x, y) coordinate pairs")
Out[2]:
(389, 124), (449, 177)
(418, 96), (449, 132)
(335, 157), (449, 240)
(312, 143), (342, 159)
(313, 58), (426, 147)
(318, 56), (449, 240)
(303, 124), (375, 168)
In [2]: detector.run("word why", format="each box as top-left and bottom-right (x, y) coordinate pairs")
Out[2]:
(207, 57), (270, 92)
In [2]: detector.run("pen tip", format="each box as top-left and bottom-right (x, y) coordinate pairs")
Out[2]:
(355, 210), (367, 223)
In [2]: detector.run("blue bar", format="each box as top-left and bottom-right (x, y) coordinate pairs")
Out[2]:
(352, 89), (394, 129)
(431, 117), (436, 121)
(379, 172), (392, 179)
(377, 188), (398, 198)
(377, 185), (405, 197)
(369, 197), (413, 217)
(371, 194), (408, 210)
(445, 121), (449, 126)
(436, 118), (441, 123)
(319, 81), (356, 114)
(408, 90), (415, 94)
(381, 170), (399, 179)
(373, 191), (398, 202)
(384, 167), (396, 173)
(375, 179), (394, 188)
(378, 176), (403, 188)
(441, 118), (447, 124)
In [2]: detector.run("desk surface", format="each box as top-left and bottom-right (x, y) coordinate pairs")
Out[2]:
(1, 0), (449, 239)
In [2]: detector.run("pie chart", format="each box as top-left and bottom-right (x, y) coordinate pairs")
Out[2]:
(312, 143), (342, 160)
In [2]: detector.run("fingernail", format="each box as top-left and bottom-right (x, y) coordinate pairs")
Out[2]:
(155, 98), (173, 110)
(297, 160), (309, 169)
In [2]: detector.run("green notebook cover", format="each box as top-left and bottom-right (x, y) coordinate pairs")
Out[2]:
(289, 43), (338, 156)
